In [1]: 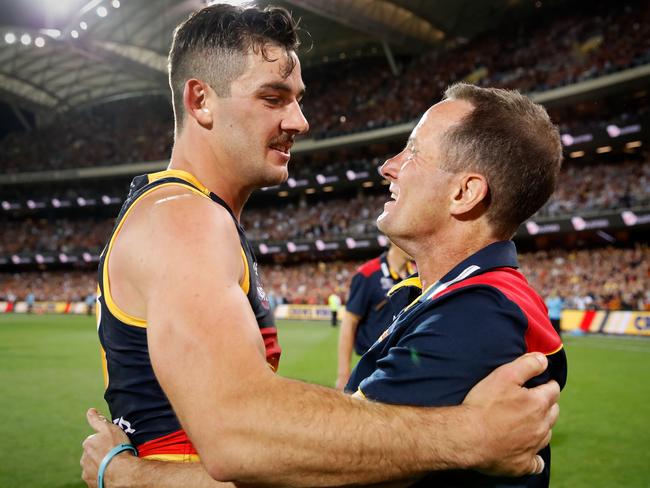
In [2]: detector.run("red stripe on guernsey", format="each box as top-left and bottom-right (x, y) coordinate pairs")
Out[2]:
(432, 268), (561, 355)
(260, 327), (281, 371)
(357, 257), (382, 277)
(579, 310), (597, 332)
(137, 429), (197, 458)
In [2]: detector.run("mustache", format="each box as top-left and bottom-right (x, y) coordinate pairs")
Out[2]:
(268, 134), (295, 146)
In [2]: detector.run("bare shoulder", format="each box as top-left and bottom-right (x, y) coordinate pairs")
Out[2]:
(112, 184), (243, 302)
(138, 185), (238, 243)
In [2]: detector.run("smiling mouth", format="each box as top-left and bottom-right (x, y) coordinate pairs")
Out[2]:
(388, 185), (399, 202)
(269, 139), (294, 156)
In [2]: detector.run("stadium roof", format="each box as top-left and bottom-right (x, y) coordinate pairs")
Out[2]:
(0, 0), (568, 118)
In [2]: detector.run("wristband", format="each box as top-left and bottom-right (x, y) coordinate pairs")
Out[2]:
(97, 443), (138, 488)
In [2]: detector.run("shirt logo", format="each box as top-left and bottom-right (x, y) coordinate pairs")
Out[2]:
(113, 416), (136, 434)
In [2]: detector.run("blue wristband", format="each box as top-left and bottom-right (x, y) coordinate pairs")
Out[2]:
(97, 443), (138, 488)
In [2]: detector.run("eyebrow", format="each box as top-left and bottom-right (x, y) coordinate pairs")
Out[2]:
(257, 82), (306, 100)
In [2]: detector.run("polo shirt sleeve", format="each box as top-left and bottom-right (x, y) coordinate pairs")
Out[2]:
(345, 272), (370, 316)
(357, 285), (529, 406)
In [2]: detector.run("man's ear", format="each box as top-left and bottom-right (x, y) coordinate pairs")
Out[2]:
(449, 173), (489, 216)
(183, 79), (213, 127)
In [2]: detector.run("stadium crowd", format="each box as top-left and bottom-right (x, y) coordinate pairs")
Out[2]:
(0, 270), (94, 303)
(519, 245), (649, 312)
(0, 219), (113, 255)
(2, 156), (647, 252)
(305, 0), (650, 138)
(1, 0), (649, 171)
(1, 246), (648, 311)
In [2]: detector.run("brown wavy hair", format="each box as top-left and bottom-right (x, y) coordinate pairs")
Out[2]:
(168, 3), (301, 130)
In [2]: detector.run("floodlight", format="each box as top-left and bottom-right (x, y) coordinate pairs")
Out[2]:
(71, 30), (79, 38)
(35, 37), (45, 47)
(97, 6), (108, 17)
(112, 0), (121, 7)
(42, 29), (61, 38)
(80, 21), (88, 30)
(4, 33), (16, 44)
(21, 34), (31, 45)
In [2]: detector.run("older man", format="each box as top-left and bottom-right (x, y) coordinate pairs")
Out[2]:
(347, 83), (567, 487)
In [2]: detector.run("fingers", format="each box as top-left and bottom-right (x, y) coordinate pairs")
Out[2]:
(534, 379), (561, 407)
(86, 407), (109, 432)
(532, 455), (545, 475)
(548, 402), (560, 428)
(498, 352), (548, 386)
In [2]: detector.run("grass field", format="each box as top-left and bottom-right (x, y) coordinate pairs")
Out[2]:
(1, 314), (648, 487)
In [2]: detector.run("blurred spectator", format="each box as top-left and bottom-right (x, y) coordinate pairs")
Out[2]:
(1, 156), (648, 253)
(520, 245), (649, 311)
(2, 246), (647, 310)
(1, 0), (649, 171)
(0, 218), (113, 255)
(0, 271), (95, 303)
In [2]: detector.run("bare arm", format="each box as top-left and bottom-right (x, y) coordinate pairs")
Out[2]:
(121, 192), (558, 487)
(81, 409), (222, 488)
(82, 355), (557, 488)
(336, 310), (361, 390)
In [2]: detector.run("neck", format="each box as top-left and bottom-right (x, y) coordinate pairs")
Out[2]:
(406, 225), (499, 292)
(169, 131), (251, 220)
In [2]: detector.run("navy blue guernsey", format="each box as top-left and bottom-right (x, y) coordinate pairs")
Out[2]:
(347, 241), (567, 487)
(346, 254), (417, 355)
(96, 169), (280, 461)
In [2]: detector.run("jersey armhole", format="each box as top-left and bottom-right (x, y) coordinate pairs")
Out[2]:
(102, 183), (211, 328)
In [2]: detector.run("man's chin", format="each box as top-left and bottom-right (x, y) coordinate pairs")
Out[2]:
(258, 166), (289, 188)
(376, 213), (390, 234)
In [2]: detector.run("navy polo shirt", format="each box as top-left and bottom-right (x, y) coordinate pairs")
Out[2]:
(346, 253), (416, 355)
(346, 241), (567, 488)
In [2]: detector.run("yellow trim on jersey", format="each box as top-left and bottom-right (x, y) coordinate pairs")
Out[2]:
(100, 345), (109, 388)
(545, 343), (564, 356)
(240, 248), (250, 294)
(142, 453), (201, 463)
(103, 182), (211, 328)
(401, 282), (437, 314)
(147, 169), (211, 196)
(406, 261), (417, 275)
(387, 276), (422, 297)
(352, 388), (367, 399)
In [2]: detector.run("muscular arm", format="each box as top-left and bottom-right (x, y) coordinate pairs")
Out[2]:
(336, 310), (361, 390)
(82, 357), (557, 488)
(113, 191), (558, 487)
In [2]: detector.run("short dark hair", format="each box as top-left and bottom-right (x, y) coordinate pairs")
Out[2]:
(168, 3), (300, 130)
(441, 83), (563, 237)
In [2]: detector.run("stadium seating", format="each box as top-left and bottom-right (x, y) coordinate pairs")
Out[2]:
(1, 0), (649, 172)
(2, 246), (648, 310)
(0, 0), (648, 314)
